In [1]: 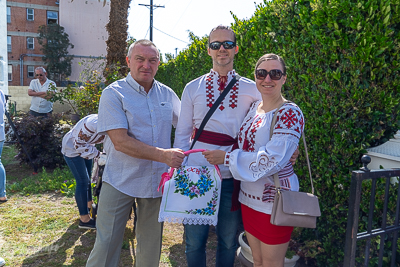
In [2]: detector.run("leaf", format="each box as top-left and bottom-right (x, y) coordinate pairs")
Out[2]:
(383, 14), (390, 25)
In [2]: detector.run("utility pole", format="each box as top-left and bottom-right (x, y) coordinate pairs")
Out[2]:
(175, 48), (178, 58)
(139, 0), (165, 42)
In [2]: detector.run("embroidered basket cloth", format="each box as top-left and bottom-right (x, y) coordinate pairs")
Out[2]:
(158, 149), (222, 226)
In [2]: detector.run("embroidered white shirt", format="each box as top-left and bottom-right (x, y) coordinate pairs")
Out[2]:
(174, 69), (261, 179)
(61, 114), (105, 159)
(225, 101), (304, 215)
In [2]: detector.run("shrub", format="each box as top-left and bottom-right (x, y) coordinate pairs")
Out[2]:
(156, 0), (400, 265)
(49, 62), (124, 119)
(7, 166), (74, 195)
(8, 113), (72, 169)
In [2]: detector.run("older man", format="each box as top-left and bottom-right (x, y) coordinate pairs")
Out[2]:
(86, 39), (185, 267)
(27, 67), (56, 117)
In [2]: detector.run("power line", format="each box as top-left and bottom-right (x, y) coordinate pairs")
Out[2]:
(153, 27), (190, 44)
(138, 0), (165, 41)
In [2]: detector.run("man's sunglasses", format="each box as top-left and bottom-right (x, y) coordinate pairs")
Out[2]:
(209, 41), (236, 50)
(36, 74), (43, 77)
(255, 69), (284, 80)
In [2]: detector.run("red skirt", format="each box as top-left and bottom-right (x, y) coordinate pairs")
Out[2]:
(241, 203), (293, 245)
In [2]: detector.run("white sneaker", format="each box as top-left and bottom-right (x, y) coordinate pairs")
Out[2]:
(0, 257), (5, 267)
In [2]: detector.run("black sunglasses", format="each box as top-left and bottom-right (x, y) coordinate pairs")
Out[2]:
(36, 74), (43, 77)
(209, 41), (236, 50)
(255, 69), (284, 80)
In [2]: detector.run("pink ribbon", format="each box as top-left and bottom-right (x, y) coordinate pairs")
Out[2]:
(158, 149), (222, 193)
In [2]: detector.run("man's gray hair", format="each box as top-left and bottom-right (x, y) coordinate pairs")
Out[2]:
(127, 39), (160, 59)
(35, 67), (47, 73)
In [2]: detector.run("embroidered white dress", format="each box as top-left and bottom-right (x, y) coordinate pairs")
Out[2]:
(224, 101), (304, 215)
(174, 69), (261, 179)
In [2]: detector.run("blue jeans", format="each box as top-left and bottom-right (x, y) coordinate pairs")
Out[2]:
(185, 178), (242, 267)
(0, 141), (6, 198)
(64, 155), (93, 215)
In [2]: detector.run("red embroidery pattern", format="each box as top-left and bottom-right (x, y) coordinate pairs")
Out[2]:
(244, 116), (262, 152)
(262, 182), (290, 202)
(206, 74), (215, 108)
(228, 81), (239, 109)
(217, 76), (226, 111)
(240, 189), (261, 200)
(225, 152), (231, 165)
(274, 105), (304, 137)
(238, 115), (253, 145)
(205, 71), (238, 110)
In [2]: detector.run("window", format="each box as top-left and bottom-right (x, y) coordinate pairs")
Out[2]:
(27, 37), (34, 49)
(8, 65), (12, 81)
(27, 8), (34, 21)
(47, 11), (58, 24)
(7, 36), (11, 53)
(27, 66), (35, 78)
(7, 7), (10, 23)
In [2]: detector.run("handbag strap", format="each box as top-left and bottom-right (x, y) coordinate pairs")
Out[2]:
(269, 101), (314, 195)
(189, 75), (241, 150)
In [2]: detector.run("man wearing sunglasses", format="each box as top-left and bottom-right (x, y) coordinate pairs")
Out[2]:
(173, 25), (262, 267)
(28, 67), (56, 117)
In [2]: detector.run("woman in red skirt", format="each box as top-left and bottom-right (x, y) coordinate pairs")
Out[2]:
(203, 53), (304, 267)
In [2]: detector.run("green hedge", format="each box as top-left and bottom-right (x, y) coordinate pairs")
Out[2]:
(156, 0), (400, 265)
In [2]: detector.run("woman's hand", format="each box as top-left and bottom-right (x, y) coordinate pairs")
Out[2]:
(202, 150), (226, 165)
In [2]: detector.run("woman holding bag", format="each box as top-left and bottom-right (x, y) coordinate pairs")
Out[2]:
(203, 53), (304, 267)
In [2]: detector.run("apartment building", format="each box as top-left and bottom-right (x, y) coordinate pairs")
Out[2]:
(6, 0), (109, 86)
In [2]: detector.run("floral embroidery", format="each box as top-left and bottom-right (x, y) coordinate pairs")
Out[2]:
(174, 166), (214, 200)
(186, 188), (219, 216)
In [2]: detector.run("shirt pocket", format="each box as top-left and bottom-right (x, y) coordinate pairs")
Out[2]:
(160, 102), (173, 123)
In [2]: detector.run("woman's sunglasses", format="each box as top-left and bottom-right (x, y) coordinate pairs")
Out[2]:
(255, 69), (284, 80)
(209, 41), (236, 50)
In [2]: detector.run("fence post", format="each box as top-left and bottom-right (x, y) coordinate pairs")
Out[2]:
(343, 155), (370, 266)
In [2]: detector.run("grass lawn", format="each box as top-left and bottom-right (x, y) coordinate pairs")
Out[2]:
(0, 145), (240, 266)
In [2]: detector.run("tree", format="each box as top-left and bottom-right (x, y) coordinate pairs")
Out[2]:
(103, 0), (131, 81)
(37, 24), (74, 84)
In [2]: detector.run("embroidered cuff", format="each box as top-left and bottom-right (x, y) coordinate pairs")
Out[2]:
(224, 152), (231, 166)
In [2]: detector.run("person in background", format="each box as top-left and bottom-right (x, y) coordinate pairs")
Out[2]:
(203, 53), (304, 267)
(86, 39), (184, 267)
(62, 114), (105, 229)
(28, 67), (56, 117)
(0, 90), (6, 204)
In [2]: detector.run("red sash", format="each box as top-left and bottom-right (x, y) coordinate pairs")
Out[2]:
(193, 128), (241, 211)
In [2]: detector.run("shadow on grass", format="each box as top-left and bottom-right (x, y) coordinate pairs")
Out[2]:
(20, 221), (96, 267)
(168, 242), (186, 267)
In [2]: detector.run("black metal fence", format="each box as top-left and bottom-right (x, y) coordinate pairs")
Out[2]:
(344, 155), (400, 266)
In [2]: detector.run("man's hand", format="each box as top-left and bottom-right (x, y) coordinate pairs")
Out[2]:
(202, 150), (226, 165)
(162, 148), (185, 168)
(290, 147), (300, 165)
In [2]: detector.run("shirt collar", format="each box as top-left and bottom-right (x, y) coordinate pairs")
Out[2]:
(209, 69), (236, 79)
(126, 73), (156, 94)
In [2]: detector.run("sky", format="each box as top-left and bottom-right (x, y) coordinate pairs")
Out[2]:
(127, 0), (265, 58)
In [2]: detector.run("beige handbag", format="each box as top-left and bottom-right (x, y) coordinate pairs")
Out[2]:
(269, 101), (321, 228)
